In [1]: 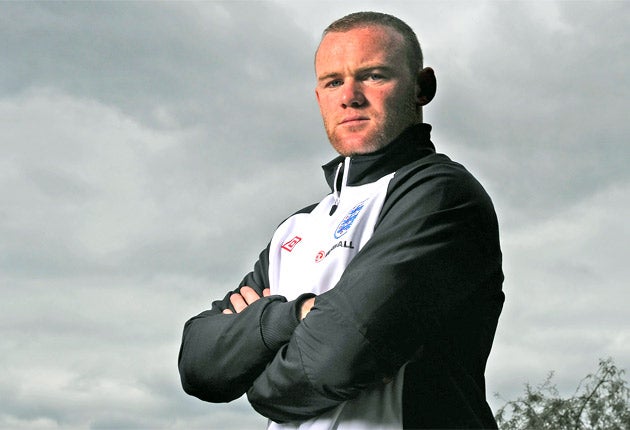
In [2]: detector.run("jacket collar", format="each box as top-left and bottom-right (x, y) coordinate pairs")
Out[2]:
(322, 123), (435, 190)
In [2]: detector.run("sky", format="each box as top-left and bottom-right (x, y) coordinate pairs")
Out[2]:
(0, 1), (628, 428)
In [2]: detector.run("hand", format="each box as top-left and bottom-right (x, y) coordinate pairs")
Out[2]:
(223, 286), (270, 314)
(299, 297), (315, 321)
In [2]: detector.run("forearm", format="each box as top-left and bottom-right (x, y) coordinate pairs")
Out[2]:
(178, 293), (303, 402)
(247, 296), (397, 422)
(248, 264), (500, 423)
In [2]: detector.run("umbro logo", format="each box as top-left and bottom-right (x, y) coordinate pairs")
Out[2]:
(281, 236), (302, 252)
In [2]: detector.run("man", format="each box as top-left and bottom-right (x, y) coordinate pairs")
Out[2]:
(179, 11), (504, 429)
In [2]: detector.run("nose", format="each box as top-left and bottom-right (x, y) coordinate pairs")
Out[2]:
(341, 80), (365, 108)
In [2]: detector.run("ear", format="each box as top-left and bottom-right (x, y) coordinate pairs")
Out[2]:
(416, 67), (437, 106)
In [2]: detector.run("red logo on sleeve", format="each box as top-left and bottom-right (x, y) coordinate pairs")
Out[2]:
(281, 236), (302, 252)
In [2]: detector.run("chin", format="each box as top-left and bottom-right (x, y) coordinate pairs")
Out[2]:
(333, 135), (384, 157)
(335, 143), (368, 157)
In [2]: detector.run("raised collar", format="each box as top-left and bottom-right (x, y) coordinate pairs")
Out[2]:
(322, 123), (435, 191)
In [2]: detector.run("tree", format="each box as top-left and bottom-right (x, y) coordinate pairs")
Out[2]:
(495, 357), (630, 430)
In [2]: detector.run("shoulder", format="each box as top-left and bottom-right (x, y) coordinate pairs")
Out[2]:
(270, 201), (322, 239)
(277, 202), (319, 226)
(375, 153), (501, 253)
(388, 153), (494, 211)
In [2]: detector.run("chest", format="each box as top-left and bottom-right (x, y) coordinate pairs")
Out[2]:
(268, 173), (394, 300)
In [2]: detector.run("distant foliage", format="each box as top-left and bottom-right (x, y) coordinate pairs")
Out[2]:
(495, 358), (630, 430)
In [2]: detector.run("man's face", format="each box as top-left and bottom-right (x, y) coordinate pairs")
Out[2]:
(315, 26), (420, 156)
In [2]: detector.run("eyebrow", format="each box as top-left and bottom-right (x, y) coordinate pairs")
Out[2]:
(317, 72), (341, 83)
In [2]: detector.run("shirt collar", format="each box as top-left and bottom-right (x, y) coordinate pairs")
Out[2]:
(322, 123), (435, 190)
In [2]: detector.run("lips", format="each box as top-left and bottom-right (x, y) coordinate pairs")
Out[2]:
(339, 116), (369, 125)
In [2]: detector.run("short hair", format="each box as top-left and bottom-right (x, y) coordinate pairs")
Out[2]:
(321, 11), (423, 73)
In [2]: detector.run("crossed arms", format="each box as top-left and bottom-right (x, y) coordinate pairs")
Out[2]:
(223, 286), (315, 321)
(178, 158), (504, 423)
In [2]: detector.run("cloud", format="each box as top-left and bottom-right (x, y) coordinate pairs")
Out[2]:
(0, 1), (628, 427)
(0, 1), (328, 162)
(0, 2), (331, 425)
(487, 180), (630, 408)
(429, 1), (629, 225)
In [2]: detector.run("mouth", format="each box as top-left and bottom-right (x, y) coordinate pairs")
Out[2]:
(339, 116), (369, 125)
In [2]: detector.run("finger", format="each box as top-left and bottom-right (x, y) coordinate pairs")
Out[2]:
(229, 293), (248, 313)
(222, 309), (233, 314)
(240, 286), (263, 305)
(263, 288), (271, 297)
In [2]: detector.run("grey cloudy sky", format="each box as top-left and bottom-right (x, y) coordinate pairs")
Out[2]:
(1, 1), (628, 428)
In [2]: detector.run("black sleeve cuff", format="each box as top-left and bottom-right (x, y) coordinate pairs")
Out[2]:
(260, 293), (315, 351)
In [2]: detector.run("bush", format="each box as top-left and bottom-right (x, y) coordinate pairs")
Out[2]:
(495, 358), (630, 429)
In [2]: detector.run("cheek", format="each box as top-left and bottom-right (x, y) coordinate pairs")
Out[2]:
(318, 99), (337, 122)
(370, 87), (398, 110)
(316, 94), (330, 110)
(385, 87), (415, 112)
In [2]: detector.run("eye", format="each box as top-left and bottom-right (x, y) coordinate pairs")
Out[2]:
(362, 72), (387, 82)
(326, 79), (343, 88)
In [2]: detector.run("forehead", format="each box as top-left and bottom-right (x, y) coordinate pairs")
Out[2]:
(315, 26), (407, 72)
